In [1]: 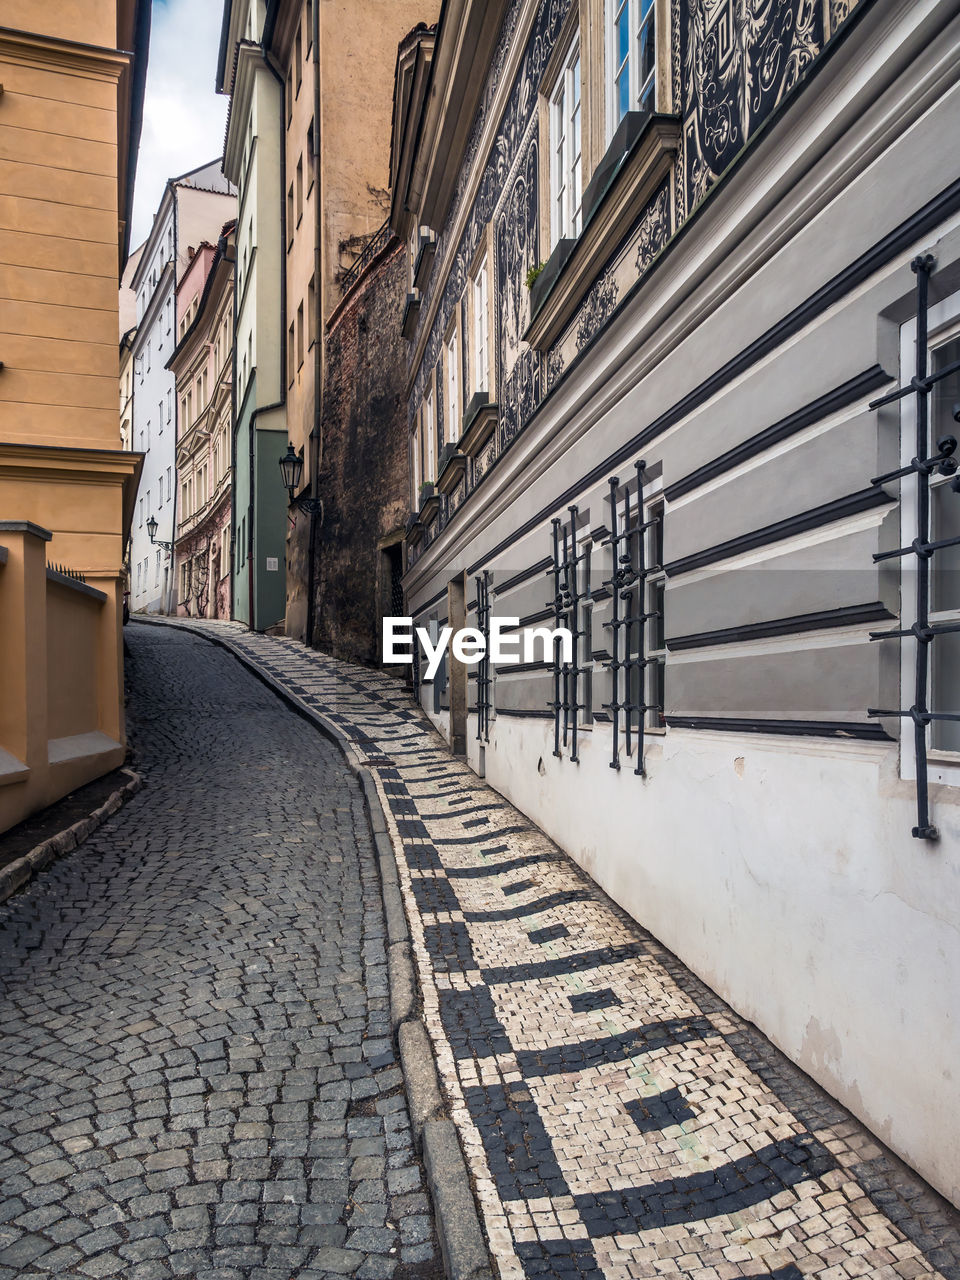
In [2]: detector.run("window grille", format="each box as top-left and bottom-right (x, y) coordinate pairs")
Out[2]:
(867, 255), (960, 839)
(603, 461), (662, 774)
(475, 570), (492, 742)
(547, 507), (589, 762)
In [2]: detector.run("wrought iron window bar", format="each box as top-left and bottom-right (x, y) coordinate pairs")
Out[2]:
(866, 254), (960, 840)
(602, 461), (662, 775)
(475, 570), (492, 743)
(547, 508), (589, 762)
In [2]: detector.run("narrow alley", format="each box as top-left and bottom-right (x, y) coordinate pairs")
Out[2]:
(0, 626), (438, 1280)
(1, 620), (958, 1279)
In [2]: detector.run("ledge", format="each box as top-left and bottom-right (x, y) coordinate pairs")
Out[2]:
(436, 443), (467, 495)
(405, 510), (424, 546)
(413, 229), (437, 290)
(48, 731), (123, 768)
(420, 492), (442, 527)
(0, 747), (29, 789)
(402, 290), (422, 340)
(458, 392), (498, 457)
(525, 113), (681, 351)
(0, 519), (52, 542)
(46, 568), (108, 603)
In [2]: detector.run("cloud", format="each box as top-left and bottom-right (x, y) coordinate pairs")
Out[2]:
(130, 0), (229, 247)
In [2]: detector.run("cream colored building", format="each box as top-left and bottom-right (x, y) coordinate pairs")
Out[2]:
(0, 0), (149, 833)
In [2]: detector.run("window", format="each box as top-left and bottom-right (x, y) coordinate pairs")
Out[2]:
(287, 184), (294, 250)
(471, 256), (490, 395)
(221, 523), (231, 573)
(550, 38), (582, 246)
(155, 551), (161, 587)
(139, 497), (143, 527)
(296, 155), (303, 225)
(167, 466), (172, 500)
(307, 120), (315, 192)
(297, 301), (304, 370)
(422, 386), (436, 485)
(286, 68), (293, 126)
(295, 25), (302, 93)
(308, 275), (317, 347)
(445, 327), (460, 444)
(181, 561), (191, 602)
(181, 479), (189, 519)
(167, 390), (172, 423)
(137, 560), (142, 591)
(305, 0), (313, 52)
(607, 0), (656, 135)
(288, 321), (296, 386)
(146, 339), (151, 371)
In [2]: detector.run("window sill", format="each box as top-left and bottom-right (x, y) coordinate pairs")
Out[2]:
(458, 391), (497, 457)
(402, 290), (422, 340)
(525, 111), (680, 352)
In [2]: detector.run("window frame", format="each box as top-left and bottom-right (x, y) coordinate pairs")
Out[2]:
(549, 34), (583, 249)
(605, 0), (657, 141)
(470, 248), (491, 398)
(444, 316), (461, 446)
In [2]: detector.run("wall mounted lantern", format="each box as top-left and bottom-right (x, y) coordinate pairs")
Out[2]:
(279, 443), (323, 516)
(146, 515), (174, 553)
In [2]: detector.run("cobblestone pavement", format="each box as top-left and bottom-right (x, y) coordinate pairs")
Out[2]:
(147, 617), (960, 1280)
(0, 625), (439, 1280)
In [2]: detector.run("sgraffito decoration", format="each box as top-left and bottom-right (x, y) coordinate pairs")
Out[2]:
(496, 132), (541, 445)
(681, 0), (824, 214)
(575, 274), (621, 352)
(407, 0), (867, 534)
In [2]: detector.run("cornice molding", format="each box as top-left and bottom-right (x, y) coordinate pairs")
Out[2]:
(0, 26), (128, 80)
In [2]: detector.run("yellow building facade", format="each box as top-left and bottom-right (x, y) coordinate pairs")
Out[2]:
(0, 0), (149, 832)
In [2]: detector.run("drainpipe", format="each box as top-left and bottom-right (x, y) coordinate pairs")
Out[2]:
(258, 24), (288, 635)
(306, 0), (322, 649)
(222, 231), (237, 621)
(168, 191), (179, 617)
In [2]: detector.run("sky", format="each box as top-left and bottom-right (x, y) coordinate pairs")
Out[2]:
(129, 0), (230, 249)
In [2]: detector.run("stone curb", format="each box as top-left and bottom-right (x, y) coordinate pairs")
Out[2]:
(0, 767), (143, 904)
(131, 617), (494, 1280)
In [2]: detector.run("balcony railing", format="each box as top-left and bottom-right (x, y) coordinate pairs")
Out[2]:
(340, 219), (393, 295)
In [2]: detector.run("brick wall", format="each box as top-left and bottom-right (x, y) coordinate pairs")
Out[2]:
(310, 239), (409, 663)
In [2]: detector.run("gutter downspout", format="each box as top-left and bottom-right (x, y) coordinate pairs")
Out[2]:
(307, 0), (322, 649)
(168, 191), (179, 617)
(259, 33), (288, 634)
(222, 233), (238, 622)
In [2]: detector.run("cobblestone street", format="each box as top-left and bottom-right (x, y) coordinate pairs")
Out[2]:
(0, 625), (438, 1280)
(134, 618), (960, 1280)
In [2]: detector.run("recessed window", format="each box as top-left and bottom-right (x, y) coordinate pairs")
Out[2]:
(297, 300), (305, 370)
(288, 321), (296, 386)
(295, 26), (302, 93)
(296, 155), (303, 225)
(445, 326), (460, 444)
(287, 184), (294, 250)
(471, 256), (489, 396)
(550, 38), (582, 246)
(607, 0), (656, 136)
(308, 274), (317, 347)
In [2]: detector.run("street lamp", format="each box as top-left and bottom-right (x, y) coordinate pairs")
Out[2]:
(279, 443), (323, 516)
(146, 515), (174, 553)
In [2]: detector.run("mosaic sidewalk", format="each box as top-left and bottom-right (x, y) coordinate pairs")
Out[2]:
(140, 619), (960, 1280)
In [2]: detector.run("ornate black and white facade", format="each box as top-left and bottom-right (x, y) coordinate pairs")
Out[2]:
(390, 0), (960, 1208)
